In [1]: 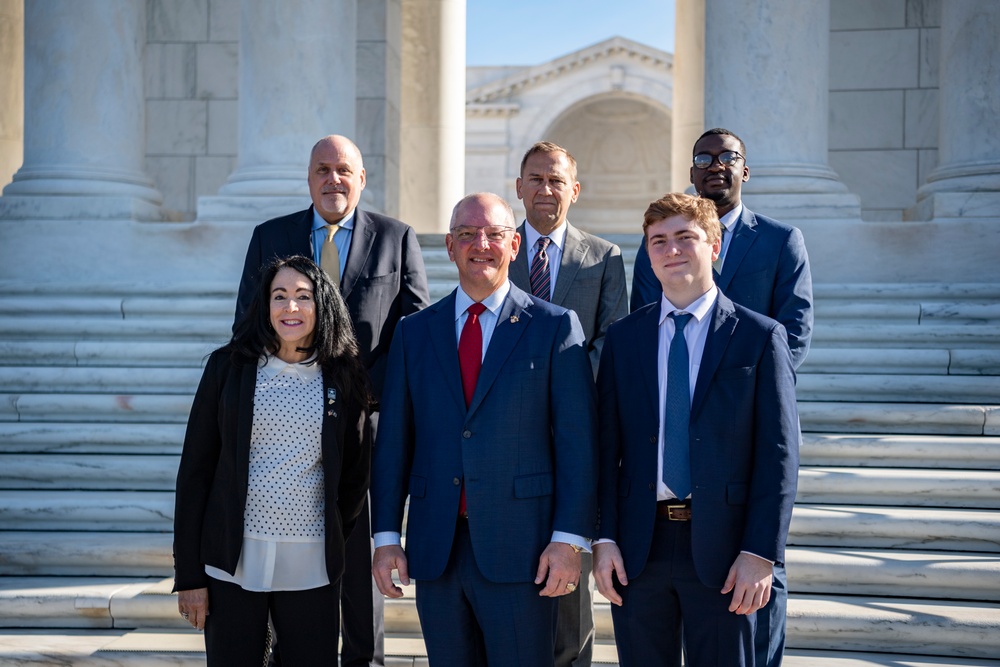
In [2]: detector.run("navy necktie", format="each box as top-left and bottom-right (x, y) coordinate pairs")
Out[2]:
(663, 312), (693, 499)
(529, 237), (552, 300)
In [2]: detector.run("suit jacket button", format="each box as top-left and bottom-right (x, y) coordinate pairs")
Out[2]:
(649, 436), (656, 443)
(648, 482), (655, 491)
(463, 430), (472, 438)
(453, 477), (461, 486)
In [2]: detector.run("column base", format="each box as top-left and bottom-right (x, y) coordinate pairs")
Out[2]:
(906, 192), (1000, 222)
(197, 195), (312, 223)
(0, 195), (163, 221)
(741, 192), (862, 221)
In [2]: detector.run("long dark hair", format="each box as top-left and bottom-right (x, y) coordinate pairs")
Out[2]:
(231, 255), (370, 406)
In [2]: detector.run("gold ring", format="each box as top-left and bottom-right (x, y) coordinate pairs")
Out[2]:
(565, 582), (577, 593)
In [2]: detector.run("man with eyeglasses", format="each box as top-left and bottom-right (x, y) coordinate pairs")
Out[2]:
(371, 192), (598, 667)
(510, 141), (627, 667)
(630, 128), (812, 666)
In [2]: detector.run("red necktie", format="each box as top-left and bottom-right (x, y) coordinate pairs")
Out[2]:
(457, 303), (487, 516)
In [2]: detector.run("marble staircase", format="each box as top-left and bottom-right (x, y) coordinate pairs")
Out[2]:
(0, 244), (998, 665)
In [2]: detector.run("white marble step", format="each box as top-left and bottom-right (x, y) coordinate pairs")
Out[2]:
(4, 453), (997, 510)
(801, 433), (1000, 469)
(810, 282), (1000, 302)
(0, 317), (231, 341)
(0, 455), (179, 490)
(0, 632), (996, 667)
(786, 594), (1000, 660)
(0, 422), (184, 454)
(0, 491), (174, 531)
(0, 340), (218, 367)
(0, 367), (203, 394)
(787, 547), (1000, 601)
(796, 467), (1000, 508)
(811, 324), (1000, 347)
(788, 504), (1000, 552)
(0, 394), (193, 423)
(797, 373), (1000, 403)
(3, 577), (998, 660)
(799, 402), (999, 436)
(6, 364), (1000, 403)
(0, 533), (173, 576)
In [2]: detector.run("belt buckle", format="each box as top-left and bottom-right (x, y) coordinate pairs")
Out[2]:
(665, 503), (690, 521)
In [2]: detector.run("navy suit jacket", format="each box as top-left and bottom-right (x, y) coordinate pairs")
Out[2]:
(509, 222), (628, 374)
(597, 292), (799, 588)
(235, 206), (431, 399)
(631, 206), (813, 369)
(371, 282), (598, 584)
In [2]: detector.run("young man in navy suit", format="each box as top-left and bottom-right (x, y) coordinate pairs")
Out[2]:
(594, 193), (799, 666)
(631, 128), (811, 665)
(371, 192), (598, 667)
(236, 135), (430, 667)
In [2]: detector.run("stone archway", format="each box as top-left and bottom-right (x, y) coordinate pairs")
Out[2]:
(546, 95), (672, 234)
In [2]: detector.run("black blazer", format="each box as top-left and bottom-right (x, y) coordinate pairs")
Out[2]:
(173, 348), (371, 592)
(235, 207), (431, 400)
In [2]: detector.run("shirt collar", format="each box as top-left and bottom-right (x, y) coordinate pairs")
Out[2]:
(258, 354), (322, 383)
(522, 219), (568, 252)
(312, 207), (357, 233)
(658, 285), (719, 325)
(719, 203), (743, 232)
(455, 280), (511, 322)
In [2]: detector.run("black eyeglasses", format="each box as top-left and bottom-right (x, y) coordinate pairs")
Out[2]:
(692, 151), (745, 169)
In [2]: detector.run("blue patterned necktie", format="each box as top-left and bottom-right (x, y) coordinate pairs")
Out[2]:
(662, 312), (693, 499)
(529, 237), (552, 300)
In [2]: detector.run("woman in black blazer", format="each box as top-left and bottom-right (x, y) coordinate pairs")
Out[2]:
(173, 255), (371, 665)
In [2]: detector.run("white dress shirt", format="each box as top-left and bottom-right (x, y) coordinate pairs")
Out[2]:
(656, 287), (717, 501)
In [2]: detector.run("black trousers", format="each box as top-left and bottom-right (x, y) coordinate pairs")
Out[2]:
(205, 577), (340, 666)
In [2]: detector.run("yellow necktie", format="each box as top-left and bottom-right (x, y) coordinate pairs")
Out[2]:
(321, 224), (341, 287)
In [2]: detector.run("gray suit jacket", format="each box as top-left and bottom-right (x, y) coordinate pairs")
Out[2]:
(510, 222), (628, 374)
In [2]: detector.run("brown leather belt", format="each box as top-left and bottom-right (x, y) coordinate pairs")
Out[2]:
(656, 500), (692, 521)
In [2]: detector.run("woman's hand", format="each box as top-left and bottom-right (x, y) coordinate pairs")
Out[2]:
(177, 587), (209, 630)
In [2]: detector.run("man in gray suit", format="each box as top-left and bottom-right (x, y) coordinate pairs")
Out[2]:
(510, 141), (628, 667)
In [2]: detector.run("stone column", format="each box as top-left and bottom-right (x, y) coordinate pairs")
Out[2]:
(399, 0), (466, 233)
(671, 0), (704, 193)
(0, 0), (162, 220)
(0, 0), (23, 191)
(199, 0), (358, 221)
(702, 0), (859, 219)
(913, 0), (1000, 220)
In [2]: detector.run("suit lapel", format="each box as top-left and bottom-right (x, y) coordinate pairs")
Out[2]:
(691, 294), (738, 419)
(236, 360), (257, 497)
(551, 223), (587, 306)
(635, 304), (662, 424)
(290, 208), (314, 257)
(427, 292), (467, 413)
(340, 209), (375, 300)
(467, 285), (532, 416)
(509, 223), (531, 289)
(717, 207), (758, 291)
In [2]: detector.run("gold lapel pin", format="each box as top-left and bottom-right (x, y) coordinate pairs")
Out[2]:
(510, 315), (519, 324)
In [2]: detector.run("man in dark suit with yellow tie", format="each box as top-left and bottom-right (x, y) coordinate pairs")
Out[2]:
(236, 135), (430, 667)
(594, 193), (799, 666)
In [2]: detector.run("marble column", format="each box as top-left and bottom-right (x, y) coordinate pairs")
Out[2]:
(0, 0), (23, 191)
(671, 0), (704, 194)
(399, 0), (465, 233)
(0, 0), (162, 220)
(199, 0), (358, 221)
(913, 0), (1000, 220)
(702, 0), (859, 219)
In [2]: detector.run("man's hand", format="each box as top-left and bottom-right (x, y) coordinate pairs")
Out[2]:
(373, 545), (410, 598)
(535, 542), (582, 597)
(592, 542), (627, 606)
(177, 587), (209, 631)
(721, 552), (773, 614)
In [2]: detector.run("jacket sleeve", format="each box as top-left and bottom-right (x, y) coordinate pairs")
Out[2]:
(173, 351), (226, 591)
(336, 395), (372, 541)
(589, 245), (628, 375)
(234, 225), (264, 330)
(772, 227), (813, 370)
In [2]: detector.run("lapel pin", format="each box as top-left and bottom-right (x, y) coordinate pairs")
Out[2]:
(510, 315), (519, 324)
(327, 388), (337, 404)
